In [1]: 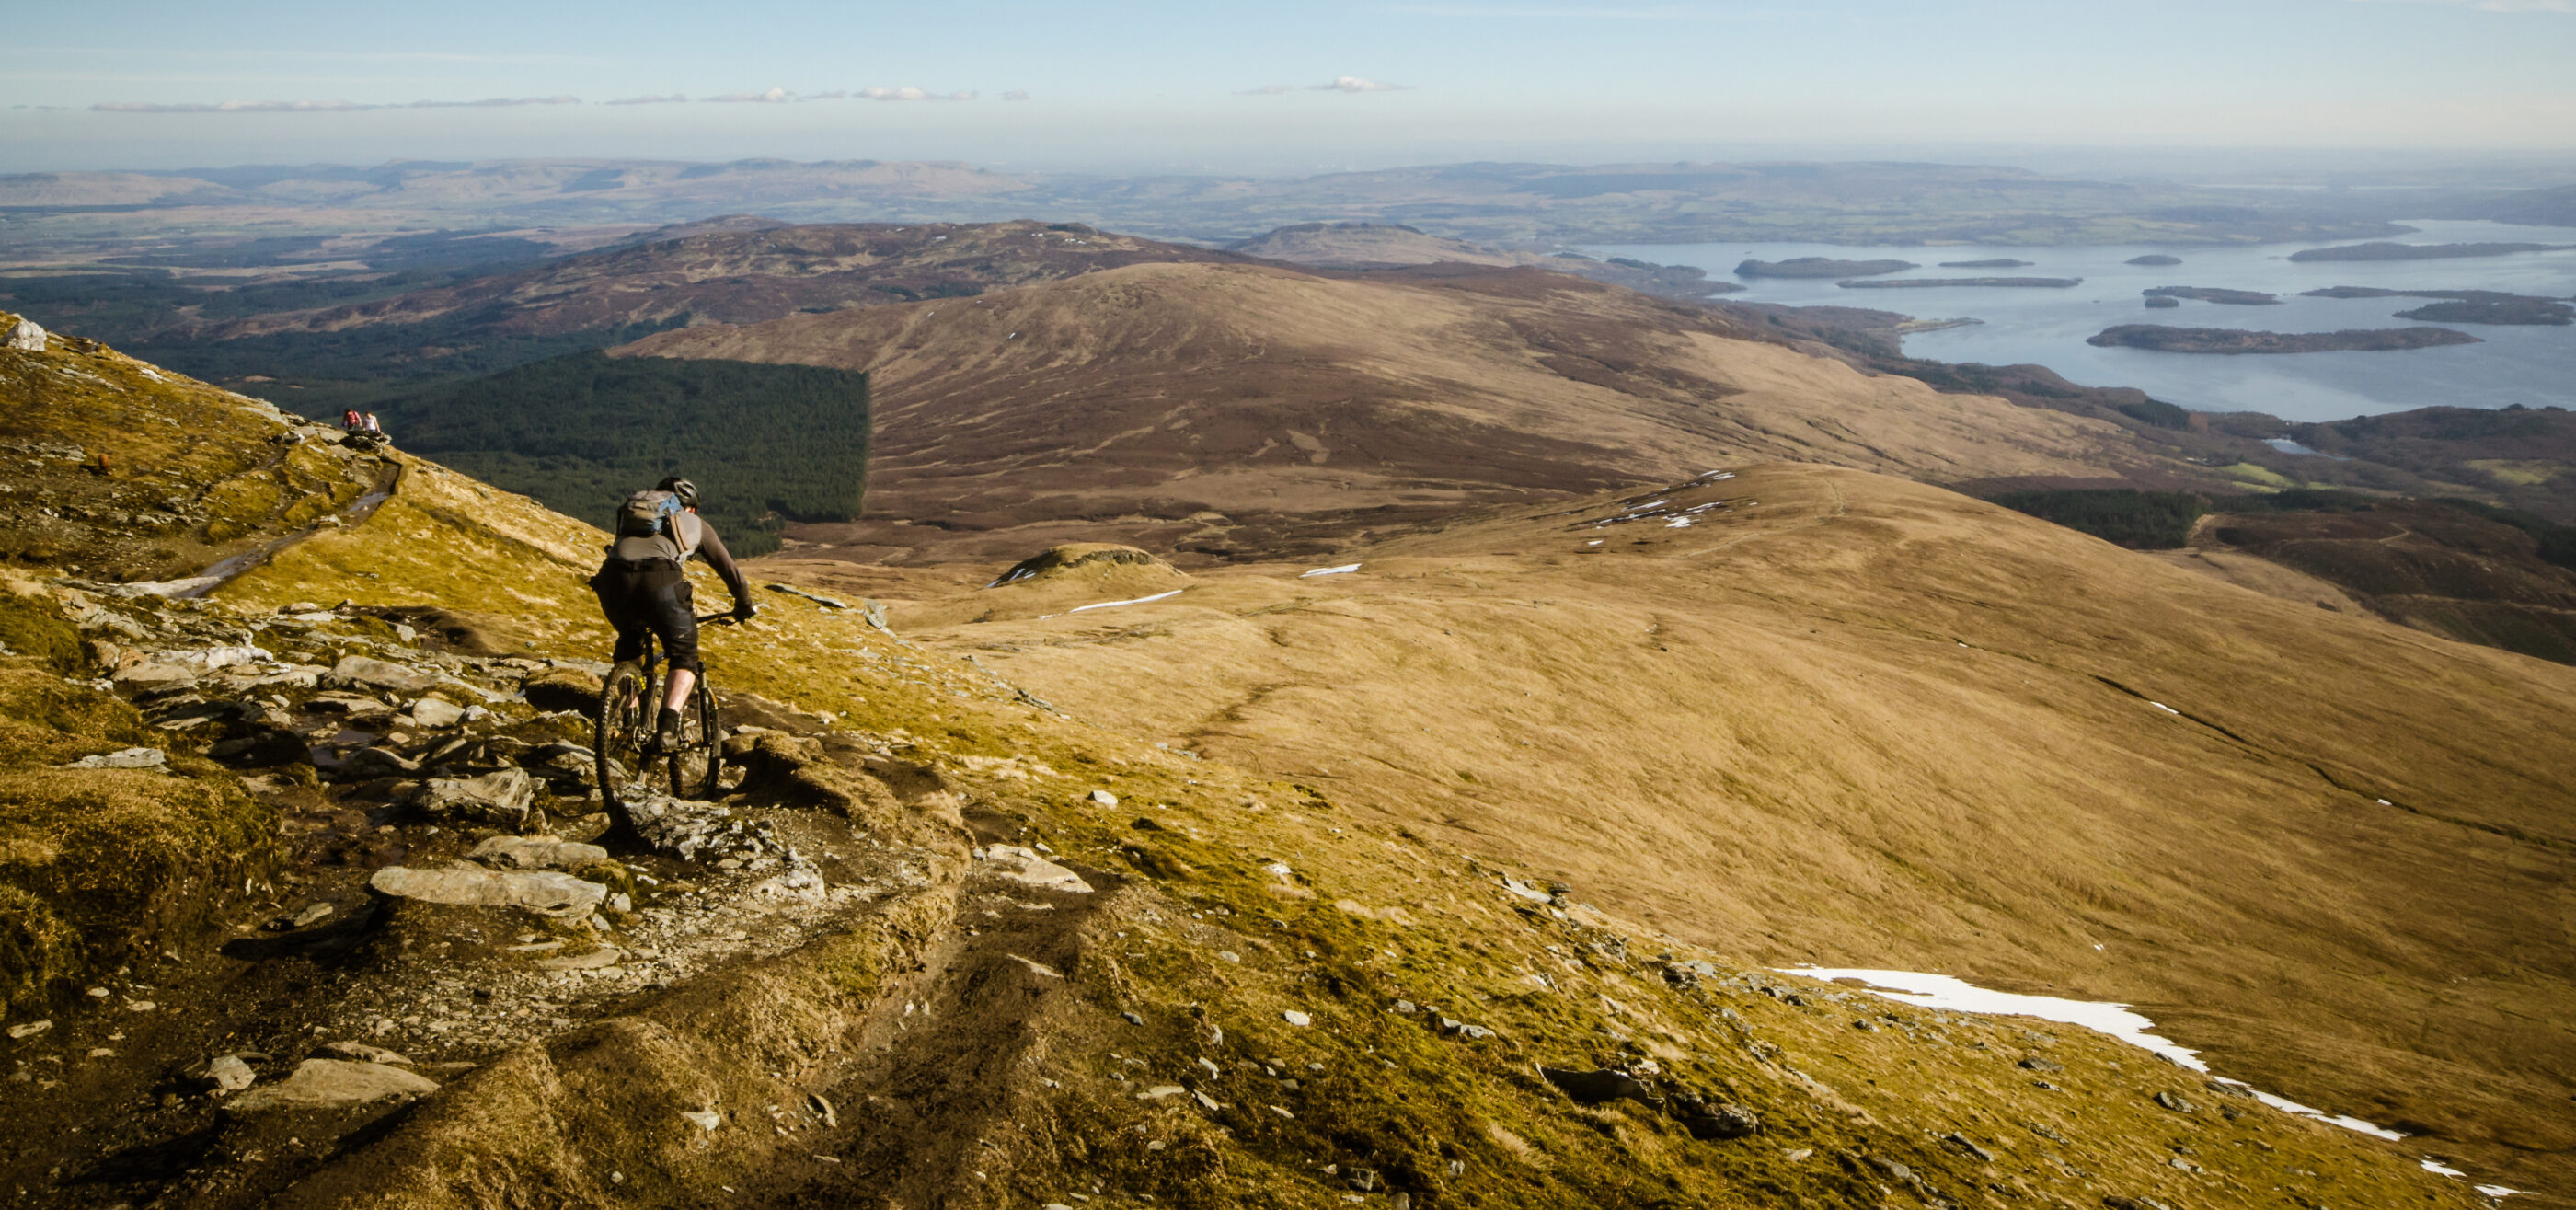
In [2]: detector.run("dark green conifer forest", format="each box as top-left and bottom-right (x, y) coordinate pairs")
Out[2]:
(379, 351), (869, 557)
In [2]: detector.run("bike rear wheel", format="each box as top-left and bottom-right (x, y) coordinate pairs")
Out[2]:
(594, 661), (656, 812)
(668, 676), (721, 799)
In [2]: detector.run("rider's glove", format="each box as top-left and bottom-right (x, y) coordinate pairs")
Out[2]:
(733, 601), (757, 623)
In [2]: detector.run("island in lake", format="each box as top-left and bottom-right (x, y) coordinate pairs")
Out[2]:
(2087, 324), (2481, 353)
(2295, 286), (2573, 326)
(2145, 295), (2181, 309)
(1938, 259), (2033, 269)
(1838, 276), (2081, 289)
(1737, 256), (1916, 278)
(2143, 286), (2280, 305)
(2286, 241), (2574, 262)
(2126, 254), (2184, 266)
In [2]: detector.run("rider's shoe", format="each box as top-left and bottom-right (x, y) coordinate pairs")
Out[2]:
(640, 708), (683, 756)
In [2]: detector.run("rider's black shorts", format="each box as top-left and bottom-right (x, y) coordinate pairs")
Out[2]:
(590, 559), (701, 674)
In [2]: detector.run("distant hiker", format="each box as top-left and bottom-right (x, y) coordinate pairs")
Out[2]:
(342, 409), (362, 432)
(590, 476), (756, 753)
(362, 412), (383, 435)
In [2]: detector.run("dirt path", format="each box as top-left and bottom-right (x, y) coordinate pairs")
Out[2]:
(172, 457), (404, 599)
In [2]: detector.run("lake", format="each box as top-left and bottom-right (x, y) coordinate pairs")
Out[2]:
(1581, 219), (2576, 423)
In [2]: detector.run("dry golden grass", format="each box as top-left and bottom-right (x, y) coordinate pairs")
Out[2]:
(888, 462), (2576, 1195)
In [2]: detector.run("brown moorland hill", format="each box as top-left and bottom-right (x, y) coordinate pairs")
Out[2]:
(826, 462), (2576, 1198)
(624, 260), (2162, 564)
(201, 220), (1240, 342)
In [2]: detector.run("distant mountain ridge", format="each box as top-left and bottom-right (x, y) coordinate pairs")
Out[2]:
(1225, 221), (1740, 297)
(2, 156), (2432, 246)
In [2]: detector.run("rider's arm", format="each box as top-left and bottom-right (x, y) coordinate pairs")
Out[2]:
(693, 521), (756, 617)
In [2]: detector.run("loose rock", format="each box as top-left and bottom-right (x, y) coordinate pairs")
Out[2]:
(412, 768), (537, 825)
(201, 1054), (257, 1092)
(982, 845), (1094, 893)
(333, 654), (440, 694)
(1672, 1094), (1760, 1139)
(408, 697), (466, 728)
(468, 835), (608, 870)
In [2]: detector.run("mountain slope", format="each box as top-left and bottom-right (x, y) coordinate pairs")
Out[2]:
(0, 319), (2550, 1205)
(624, 259), (2163, 564)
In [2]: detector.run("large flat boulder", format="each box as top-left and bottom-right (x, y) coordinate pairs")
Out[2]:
(368, 865), (605, 917)
(332, 655), (439, 695)
(224, 1059), (437, 1112)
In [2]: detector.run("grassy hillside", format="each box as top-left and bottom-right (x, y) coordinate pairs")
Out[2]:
(0, 317), (2558, 1205)
(379, 350), (870, 558)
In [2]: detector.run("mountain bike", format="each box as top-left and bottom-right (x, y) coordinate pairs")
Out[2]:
(593, 614), (730, 818)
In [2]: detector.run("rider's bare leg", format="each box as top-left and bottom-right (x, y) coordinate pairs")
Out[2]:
(662, 668), (696, 714)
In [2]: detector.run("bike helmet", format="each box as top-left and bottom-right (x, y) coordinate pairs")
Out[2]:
(657, 476), (700, 509)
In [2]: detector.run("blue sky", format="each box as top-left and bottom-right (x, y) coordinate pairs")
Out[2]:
(6, 0), (2573, 172)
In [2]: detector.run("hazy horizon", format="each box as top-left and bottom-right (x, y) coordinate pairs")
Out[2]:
(9, 0), (2576, 177)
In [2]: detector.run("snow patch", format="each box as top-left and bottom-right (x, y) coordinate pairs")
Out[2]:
(1301, 563), (1360, 578)
(1069, 589), (1183, 613)
(1779, 965), (2515, 1187)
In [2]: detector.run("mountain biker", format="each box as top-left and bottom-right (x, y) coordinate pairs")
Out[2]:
(589, 476), (755, 754)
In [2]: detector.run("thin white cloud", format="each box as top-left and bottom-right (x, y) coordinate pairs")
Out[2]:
(92, 96), (581, 113)
(706, 86), (792, 103)
(799, 90), (851, 101)
(604, 93), (687, 106)
(859, 86), (978, 100)
(1311, 76), (1410, 92)
(94, 98), (370, 112)
(1240, 77), (1413, 95)
(409, 96), (580, 108)
(1002, 89), (1031, 101)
